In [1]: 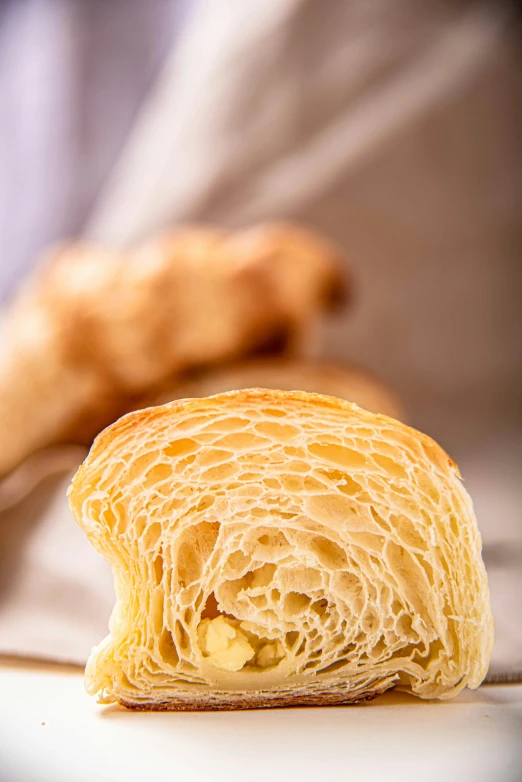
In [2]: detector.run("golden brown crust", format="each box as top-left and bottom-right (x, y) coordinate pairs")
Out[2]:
(0, 224), (347, 477)
(143, 358), (405, 423)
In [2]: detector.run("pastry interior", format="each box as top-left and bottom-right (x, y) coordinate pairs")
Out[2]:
(68, 390), (493, 709)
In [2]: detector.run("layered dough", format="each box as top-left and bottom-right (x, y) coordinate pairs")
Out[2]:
(0, 223), (344, 477)
(69, 390), (493, 709)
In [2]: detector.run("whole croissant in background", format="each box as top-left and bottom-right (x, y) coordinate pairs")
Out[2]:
(0, 224), (346, 477)
(69, 389), (493, 710)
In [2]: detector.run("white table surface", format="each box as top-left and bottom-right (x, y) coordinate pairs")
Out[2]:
(0, 660), (521, 782)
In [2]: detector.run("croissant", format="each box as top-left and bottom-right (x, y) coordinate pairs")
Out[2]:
(149, 358), (404, 422)
(69, 390), (493, 710)
(0, 224), (345, 477)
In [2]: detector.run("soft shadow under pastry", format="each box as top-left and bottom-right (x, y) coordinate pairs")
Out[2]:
(68, 389), (493, 710)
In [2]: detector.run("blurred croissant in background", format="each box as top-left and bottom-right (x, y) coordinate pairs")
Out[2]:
(0, 223), (350, 478)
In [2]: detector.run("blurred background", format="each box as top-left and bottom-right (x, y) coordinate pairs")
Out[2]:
(0, 0), (521, 685)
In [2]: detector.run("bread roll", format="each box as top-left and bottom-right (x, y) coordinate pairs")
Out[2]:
(69, 390), (493, 710)
(150, 358), (404, 421)
(0, 224), (345, 477)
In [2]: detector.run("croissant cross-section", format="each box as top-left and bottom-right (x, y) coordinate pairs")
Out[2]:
(68, 390), (493, 710)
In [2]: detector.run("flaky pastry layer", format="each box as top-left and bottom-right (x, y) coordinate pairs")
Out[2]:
(69, 390), (493, 709)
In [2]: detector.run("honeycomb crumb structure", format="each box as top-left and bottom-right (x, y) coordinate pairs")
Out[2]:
(68, 389), (493, 709)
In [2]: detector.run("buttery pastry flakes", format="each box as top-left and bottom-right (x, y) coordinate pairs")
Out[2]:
(69, 390), (493, 710)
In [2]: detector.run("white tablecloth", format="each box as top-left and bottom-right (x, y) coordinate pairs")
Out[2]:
(0, 661), (520, 782)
